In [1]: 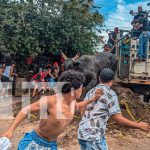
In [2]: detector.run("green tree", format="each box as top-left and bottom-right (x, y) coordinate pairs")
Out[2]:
(0, 0), (103, 57)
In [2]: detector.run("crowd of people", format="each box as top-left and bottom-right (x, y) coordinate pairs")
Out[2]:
(1, 68), (150, 150)
(31, 62), (61, 97)
(0, 57), (64, 98)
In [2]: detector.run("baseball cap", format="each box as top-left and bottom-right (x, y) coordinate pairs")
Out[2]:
(99, 68), (115, 83)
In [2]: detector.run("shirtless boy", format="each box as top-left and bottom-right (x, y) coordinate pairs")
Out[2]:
(1, 70), (103, 150)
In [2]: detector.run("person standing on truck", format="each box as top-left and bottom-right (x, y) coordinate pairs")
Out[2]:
(107, 27), (119, 54)
(137, 14), (150, 61)
(103, 44), (115, 53)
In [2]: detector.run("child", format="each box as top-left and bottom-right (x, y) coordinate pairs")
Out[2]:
(1, 70), (103, 150)
(45, 66), (56, 90)
(31, 69), (48, 97)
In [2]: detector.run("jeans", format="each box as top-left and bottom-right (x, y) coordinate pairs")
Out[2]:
(78, 137), (108, 150)
(138, 31), (150, 59)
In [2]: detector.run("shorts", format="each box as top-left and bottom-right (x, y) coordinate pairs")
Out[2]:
(1, 75), (10, 88)
(78, 137), (108, 150)
(18, 130), (57, 150)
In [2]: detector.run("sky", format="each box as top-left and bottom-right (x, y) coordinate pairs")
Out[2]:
(94, 0), (150, 40)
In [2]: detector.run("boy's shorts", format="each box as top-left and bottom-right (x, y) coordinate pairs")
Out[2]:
(18, 130), (57, 150)
(78, 137), (108, 150)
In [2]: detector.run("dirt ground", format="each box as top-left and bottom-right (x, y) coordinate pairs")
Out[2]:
(1, 86), (150, 150)
(0, 119), (150, 150)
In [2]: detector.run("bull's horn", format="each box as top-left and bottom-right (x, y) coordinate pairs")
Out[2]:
(73, 53), (80, 61)
(61, 51), (68, 60)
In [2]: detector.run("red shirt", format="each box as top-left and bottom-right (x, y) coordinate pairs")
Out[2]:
(32, 71), (48, 82)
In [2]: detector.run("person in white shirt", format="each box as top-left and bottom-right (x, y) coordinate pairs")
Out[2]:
(78, 68), (150, 150)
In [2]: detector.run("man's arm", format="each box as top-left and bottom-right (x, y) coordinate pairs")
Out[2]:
(111, 113), (150, 132)
(1, 96), (50, 138)
(76, 89), (103, 116)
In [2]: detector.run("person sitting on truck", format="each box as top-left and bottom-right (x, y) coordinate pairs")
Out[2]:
(103, 44), (115, 53)
(123, 35), (130, 46)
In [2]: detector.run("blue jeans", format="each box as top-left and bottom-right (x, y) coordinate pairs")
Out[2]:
(78, 137), (108, 150)
(138, 31), (150, 59)
(18, 130), (57, 150)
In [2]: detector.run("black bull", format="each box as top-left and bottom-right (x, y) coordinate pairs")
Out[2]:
(63, 52), (116, 90)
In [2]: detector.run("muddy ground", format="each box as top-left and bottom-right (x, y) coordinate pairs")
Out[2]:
(1, 86), (150, 150)
(0, 119), (150, 150)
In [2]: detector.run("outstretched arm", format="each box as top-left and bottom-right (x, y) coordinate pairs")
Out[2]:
(111, 113), (150, 132)
(1, 96), (49, 138)
(76, 89), (103, 116)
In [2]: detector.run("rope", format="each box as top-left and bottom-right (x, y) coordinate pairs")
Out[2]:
(120, 100), (148, 122)
(74, 116), (81, 119)
(30, 114), (38, 119)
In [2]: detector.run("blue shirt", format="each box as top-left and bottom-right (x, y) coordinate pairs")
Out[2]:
(3, 66), (11, 78)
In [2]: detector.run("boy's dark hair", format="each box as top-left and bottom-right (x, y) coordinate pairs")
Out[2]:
(58, 70), (85, 93)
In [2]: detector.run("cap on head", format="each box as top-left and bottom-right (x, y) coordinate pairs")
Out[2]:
(99, 68), (115, 83)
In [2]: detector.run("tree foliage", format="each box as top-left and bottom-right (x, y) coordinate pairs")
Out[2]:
(0, 0), (103, 57)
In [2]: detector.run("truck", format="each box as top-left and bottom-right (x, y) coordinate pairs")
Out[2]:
(115, 30), (150, 102)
